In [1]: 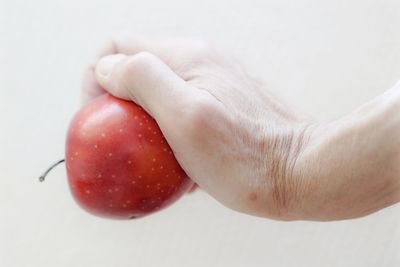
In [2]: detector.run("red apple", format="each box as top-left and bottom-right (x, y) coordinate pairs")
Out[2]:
(65, 94), (193, 219)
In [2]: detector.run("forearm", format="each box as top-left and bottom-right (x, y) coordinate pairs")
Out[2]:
(292, 85), (400, 220)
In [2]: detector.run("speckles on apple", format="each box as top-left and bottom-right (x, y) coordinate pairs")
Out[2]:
(128, 160), (132, 165)
(146, 185), (150, 189)
(150, 139), (154, 143)
(131, 181), (136, 184)
(152, 158), (156, 162)
(108, 153), (113, 157)
(151, 167), (155, 171)
(97, 173), (102, 178)
(101, 132), (106, 137)
(119, 128), (123, 133)
(163, 148), (167, 152)
(107, 187), (119, 193)
(138, 133), (142, 138)
(94, 144), (98, 149)
(74, 151), (79, 156)
(85, 189), (91, 194)
(139, 122), (143, 126)
(159, 165), (164, 170)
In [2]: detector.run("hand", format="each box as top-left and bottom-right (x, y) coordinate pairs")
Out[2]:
(82, 35), (400, 221)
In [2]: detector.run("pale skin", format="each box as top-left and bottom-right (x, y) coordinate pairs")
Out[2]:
(82, 35), (400, 221)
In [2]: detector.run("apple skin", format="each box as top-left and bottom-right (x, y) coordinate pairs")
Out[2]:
(65, 94), (193, 219)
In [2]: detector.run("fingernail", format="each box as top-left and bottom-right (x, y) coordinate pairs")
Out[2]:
(96, 54), (126, 77)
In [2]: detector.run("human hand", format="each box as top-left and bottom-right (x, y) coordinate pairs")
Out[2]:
(82, 35), (400, 220)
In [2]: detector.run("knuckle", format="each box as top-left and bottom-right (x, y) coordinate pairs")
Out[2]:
(123, 51), (156, 75)
(131, 51), (156, 66)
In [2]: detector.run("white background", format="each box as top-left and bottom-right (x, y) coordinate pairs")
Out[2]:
(1, 0), (399, 266)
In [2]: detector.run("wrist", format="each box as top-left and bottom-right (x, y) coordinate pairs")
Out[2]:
(256, 119), (318, 220)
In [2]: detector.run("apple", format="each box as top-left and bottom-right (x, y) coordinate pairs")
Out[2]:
(46, 94), (193, 219)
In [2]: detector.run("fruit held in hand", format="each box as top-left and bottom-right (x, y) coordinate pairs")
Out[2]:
(64, 94), (193, 219)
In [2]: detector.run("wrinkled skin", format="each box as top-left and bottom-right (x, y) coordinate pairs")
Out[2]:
(81, 35), (400, 221)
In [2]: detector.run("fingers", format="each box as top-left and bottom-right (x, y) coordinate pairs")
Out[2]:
(82, 34), (217, 104)
(81, 35), (173, 104)
(94, 52), (199, 128)
(94, 34), (215, 72)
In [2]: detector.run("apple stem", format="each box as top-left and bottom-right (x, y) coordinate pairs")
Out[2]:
(39, 159), (65, 182)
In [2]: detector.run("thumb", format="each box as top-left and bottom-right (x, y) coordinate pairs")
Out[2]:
(94, 52), (194, 123)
